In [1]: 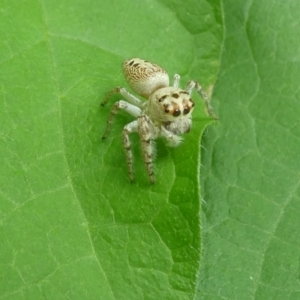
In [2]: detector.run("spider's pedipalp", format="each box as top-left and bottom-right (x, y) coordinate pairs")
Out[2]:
(160, 126), (183, 147)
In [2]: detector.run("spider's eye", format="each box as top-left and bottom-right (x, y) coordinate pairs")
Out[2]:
(183, 107), (190, 114)
(163, 104), (169, 113)
(159, 95), (167, 102)
(173, 109), (181, 117)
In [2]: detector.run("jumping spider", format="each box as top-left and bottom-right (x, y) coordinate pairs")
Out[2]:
(101, 58), (218, 184)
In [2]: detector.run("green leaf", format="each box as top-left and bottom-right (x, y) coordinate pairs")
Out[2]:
(197, 1), (300, 299)
(0, 0), (222, 299)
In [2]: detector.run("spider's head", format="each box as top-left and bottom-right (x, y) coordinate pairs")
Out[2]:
(148, 87), (194, 122)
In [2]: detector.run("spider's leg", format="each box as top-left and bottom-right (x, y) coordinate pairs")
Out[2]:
(123, 120), (138, 183)
(185, 81), (218, 120)
(160, 126), (183, 147)
(101, 87), (143, 108)
(102, 100), (141, 139)
(173, 74), (180, 88)
(137, 115), (155, 184)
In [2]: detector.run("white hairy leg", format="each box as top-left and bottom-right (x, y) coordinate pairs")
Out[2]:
(102, 100), (141, 139)
(173, 74), (180, 88)
(137, 115), (155, 184)
(185, 80), (218, 120)
(122, 120), (138, 182)
(102, 87), (143, 108)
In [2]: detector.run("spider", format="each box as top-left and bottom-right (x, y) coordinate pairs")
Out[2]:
(101, 58), (218, 184)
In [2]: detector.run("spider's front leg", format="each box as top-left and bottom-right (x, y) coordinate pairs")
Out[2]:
(137, 115), (156, 184)
(101, 86), (143, 108)
(102, 100), (141, 139)
(122, 120), (138, 183)
(185, 81), (219, 120)
(173, 74), (180, 87)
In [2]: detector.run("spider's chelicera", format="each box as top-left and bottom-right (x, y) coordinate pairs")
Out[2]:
(101, 58), (218, 184)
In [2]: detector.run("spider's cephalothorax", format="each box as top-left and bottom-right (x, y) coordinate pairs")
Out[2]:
(101, 58), (218, 184)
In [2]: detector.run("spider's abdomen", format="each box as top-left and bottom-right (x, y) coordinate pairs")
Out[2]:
(123, 58), (169, 99)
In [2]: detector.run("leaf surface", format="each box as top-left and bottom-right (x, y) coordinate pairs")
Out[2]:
(197, 1), (300, 299)
(0, 0), (222, 299)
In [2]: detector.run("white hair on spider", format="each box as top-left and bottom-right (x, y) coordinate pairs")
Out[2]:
(101, 58), (218, 184)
